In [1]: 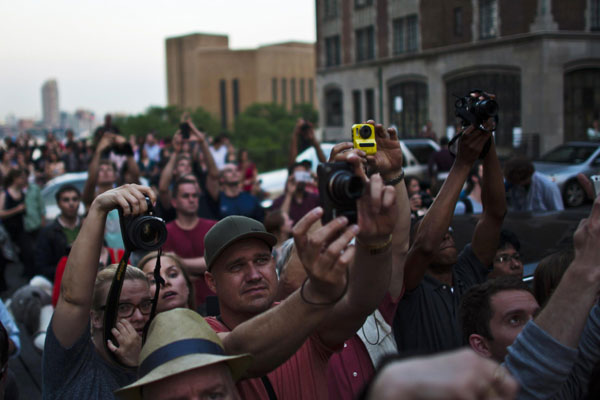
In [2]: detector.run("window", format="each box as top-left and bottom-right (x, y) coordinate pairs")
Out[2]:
(219, 79), (227, 129)
(564, 68), (600, 141)
(479, 0), (498, 39)
(454, 7), (463, 36)
(325, 88), (343, 127)
(355, 26), (375, 62)
(281, 78), (287, 106)
(324, 0), (338, 19)
(389, 81), (428, 137)
(325, 35), (341, 67)
(353, 90), (362, 122)
(232, 79), (239, 119)
(365, 89), (375, 120)
(393, 15), (418, 55)
(291, 78), (296, 105)
(272, 78), (278, 103)
(309, 79), (314, 104)
(300, 78), (305, 103)
(592, 0), (600, 31)
(355, 0), (373, 9)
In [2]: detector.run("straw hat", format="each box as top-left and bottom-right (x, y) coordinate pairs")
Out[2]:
(116, 308), (252, 400)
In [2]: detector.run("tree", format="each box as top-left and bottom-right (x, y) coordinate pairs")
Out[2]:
(233, 103), (319, 172)
(113, 105), (220, 139)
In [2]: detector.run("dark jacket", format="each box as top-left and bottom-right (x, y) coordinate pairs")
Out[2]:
(34, 218), (73, 282)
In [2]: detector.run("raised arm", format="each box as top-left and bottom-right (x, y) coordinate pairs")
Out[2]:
(220, 208), (357, 377)
(52, 184), (156, 348)
(188, 119), (220, 201)
(402, 125), (493, 291)
(470, 138), (507, 266)
(82, 134), (112, 208)
(158, 137), (181, 207)
(316, 172), (398, 347)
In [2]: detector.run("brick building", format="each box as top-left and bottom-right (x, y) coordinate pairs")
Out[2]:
(166, 33), (316, 130)
(316, 0), (600, 154)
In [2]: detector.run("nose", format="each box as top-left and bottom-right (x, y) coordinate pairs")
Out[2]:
(130, 307), (145, 323)
(245, 264), (263, 283)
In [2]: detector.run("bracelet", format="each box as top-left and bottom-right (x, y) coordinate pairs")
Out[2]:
(384, 169), (405, 186)
(300, 269), (349, 306)
(356, 234), (393, 255)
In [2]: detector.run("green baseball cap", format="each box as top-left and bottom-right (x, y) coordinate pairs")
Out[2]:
(204, 216), (278, 271)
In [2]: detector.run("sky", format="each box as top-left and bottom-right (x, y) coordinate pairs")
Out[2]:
(0, 0), (316, 122)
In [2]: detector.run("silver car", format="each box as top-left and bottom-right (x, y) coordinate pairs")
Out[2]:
(533, 141), (600, 207)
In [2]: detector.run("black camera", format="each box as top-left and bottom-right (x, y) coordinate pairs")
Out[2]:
(118, 197), (167, 251)
(179, 122), (191, 139)
(110, 142), (134, 156)
(317, 162), (365, 224)
(454, 89), (498, 128)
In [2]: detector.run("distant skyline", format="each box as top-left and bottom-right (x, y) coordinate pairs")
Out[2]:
(0, 0), (316, 122)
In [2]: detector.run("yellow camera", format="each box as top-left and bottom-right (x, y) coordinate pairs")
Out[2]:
(352, 124), (377, 155)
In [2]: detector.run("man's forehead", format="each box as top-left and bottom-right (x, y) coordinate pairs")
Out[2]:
(214, 238), (271, 267)
(491, 290), (538, 315)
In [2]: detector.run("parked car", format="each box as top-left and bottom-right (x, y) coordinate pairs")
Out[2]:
(533, 141), (600, 207)
(258, 138), (440, 206)
(41, 172), (149, 219)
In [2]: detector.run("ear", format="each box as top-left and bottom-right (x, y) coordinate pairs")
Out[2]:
(468, 334), (493, 358)
(205, 271), (217, 293)
(90, 310), (103, 331)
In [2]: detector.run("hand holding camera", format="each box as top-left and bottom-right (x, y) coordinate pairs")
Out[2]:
(292, 207), (358, 306)
(355, 173), (398, 246)
(92, 184), (156, 217)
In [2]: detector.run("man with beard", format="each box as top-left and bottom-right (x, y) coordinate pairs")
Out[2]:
(393, 120), (507, 356)
(270, 161), (319, 226)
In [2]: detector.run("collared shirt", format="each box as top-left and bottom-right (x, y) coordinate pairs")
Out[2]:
(393, 244), (488, 357)
(507, 172), (564, 212)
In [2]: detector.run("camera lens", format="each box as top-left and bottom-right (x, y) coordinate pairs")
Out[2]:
(328, 170), (364, 205)
(475, 99), (498, 118)
(359, 125), (372, 139)
(129, 216), (167, 251)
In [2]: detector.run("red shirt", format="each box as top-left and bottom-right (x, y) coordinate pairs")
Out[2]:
(206, 310), (338, 400)
(163, 218), (217, 305)
(326, 293), (401, 400)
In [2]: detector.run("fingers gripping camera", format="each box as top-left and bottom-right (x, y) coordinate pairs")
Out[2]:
(118, 197), (167, 252)
(317, 162), (365, 225)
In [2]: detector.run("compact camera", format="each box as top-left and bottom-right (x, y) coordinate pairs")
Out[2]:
(179, 122), (191, 139)
(454, 90), (498, 128)
(118, 197), (167, 252)
(352, 124), (377, 155)
(317, 162), (365, 224)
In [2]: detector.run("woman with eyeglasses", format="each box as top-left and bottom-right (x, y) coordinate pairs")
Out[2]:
(43, 184), (154, 399)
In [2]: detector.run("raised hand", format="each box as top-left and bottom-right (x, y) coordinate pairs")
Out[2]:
(91, 184), (156, 216)
(107, 319), (142, 367)
(329, 141), (368, 181)
(364, 120), (403, 178)
(356, 174), (397, 245)
(292, 207), (359, 305)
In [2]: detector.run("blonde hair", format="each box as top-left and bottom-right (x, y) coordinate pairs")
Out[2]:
(91, 264), (149, 311)
(136, 252), (196, 310)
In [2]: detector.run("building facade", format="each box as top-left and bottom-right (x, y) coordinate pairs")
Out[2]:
(316, 0), (600, 155)
(41, 79), (59, 129)
(166, 33), (316, 130)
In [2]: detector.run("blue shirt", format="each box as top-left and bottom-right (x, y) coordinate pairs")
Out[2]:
(508, 172), (564, 212)
(218, 191), (264, 222)
(0, 299), (19, 358)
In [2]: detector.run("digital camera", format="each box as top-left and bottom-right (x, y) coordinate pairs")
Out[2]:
(179, 122), (191, 139)
(454, 90), (498, 128)
(118, 197), (167, 252)
(352, 124), (377, 155)
(317, 162), (365, 224)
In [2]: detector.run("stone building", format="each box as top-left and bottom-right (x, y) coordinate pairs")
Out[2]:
(41, 79), (59, 129)
(316, 0), (600, 154)
(166, 33), (316, 130)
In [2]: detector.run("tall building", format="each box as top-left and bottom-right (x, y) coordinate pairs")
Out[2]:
(316, 0), (600, 155)
(41, 79), (60, 129)
(166, 33), (316, 130)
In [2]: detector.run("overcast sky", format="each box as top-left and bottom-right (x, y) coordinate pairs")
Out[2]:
(0, 0), (316, 122)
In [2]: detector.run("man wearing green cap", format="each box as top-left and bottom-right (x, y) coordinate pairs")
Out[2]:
(202, 132), (400, 398)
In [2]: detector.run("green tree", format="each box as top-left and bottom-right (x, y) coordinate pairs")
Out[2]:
(233, 102), (318, 172)
(114, 105), (220, 139)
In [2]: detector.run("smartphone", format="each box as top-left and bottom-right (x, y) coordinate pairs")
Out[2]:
(179, 123), (190, 139)
(591, 175), (600, 197)
(294, 170), (311, 183)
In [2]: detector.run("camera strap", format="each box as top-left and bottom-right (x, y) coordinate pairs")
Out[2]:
(103, 248), (132, 366)
(102, 247), (165, 367)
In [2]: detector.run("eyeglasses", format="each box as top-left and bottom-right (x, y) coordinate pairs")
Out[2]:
(100, 299), (154, 318)
(495, 253), (521, 264)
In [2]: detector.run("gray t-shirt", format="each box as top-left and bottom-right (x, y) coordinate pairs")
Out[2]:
(42, 318), (136, 400)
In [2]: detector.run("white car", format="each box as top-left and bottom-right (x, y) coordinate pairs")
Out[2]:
(258, 138), (440, 206)
(41, 172), (149, 220)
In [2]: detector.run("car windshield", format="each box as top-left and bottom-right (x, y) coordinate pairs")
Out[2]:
(404, 143), (437, 164)
(538, 145), (598, 164)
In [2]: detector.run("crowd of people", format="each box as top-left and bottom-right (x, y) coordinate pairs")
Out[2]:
(0, 110), (597, 400)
